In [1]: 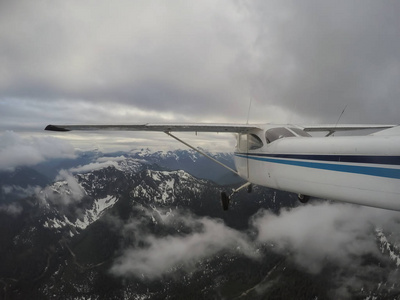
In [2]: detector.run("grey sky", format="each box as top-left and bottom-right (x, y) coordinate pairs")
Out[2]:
(1, 0), (400, 149)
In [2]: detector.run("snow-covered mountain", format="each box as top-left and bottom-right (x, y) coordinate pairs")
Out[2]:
(38, 152), (284, 237)
(129, 148), (241, 185)
(1, 149), (400, 299)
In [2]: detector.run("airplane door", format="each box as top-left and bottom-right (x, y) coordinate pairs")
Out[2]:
(237, 133), (249, 178)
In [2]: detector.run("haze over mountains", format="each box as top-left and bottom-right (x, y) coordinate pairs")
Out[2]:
(1, 145), (400, 299)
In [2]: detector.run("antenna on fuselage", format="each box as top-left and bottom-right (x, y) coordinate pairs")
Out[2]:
(246, 98), (252, 125)
(330, 104), (348, 137)
(335, 104), (348, 127)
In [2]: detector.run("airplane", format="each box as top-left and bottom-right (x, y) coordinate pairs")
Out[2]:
(45, 123), (400, 211)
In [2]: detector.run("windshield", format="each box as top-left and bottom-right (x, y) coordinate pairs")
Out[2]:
(265, 127), (295, 143)
(289, 127), (312, 137)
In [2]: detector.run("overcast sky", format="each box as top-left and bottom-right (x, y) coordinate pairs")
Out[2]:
(1, 0), (400, 150)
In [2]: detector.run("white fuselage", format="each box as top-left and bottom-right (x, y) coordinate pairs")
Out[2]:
(234, 129), (400, 211)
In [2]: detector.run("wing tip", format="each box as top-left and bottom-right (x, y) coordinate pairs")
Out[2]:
(45, 125), (70, 132)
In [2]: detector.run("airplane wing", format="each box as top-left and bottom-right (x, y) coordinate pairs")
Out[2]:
(45, 123), (397, 134)
(300, 124), (397, 134)
(45, 123), (261, 133)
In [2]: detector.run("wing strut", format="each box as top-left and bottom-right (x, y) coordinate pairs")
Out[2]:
(165, 132), (253, 211)
(165, 132), (240, 176)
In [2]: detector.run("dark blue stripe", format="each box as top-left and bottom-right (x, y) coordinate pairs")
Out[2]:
(245, 153), (400, 165)
(234, 153), (400, 179)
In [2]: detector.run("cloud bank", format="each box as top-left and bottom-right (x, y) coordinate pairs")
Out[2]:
(0, 202), (23, 216)
(108, 201), (400, 298)
(110, 209), (258, 279)
(251, 202), (400, 297)
(252, 203), (388, 273)
(37, 170), (85, 207)
(69, 161), (119, 174)
(0, 131), (75, 171)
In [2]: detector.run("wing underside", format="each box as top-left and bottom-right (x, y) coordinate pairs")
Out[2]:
(45, 123), (261, 133)
(45, 123), (397, 135)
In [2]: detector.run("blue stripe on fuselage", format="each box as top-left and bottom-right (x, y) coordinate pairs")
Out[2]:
(249, 153), (400, 165)
(234, 153), (400, 179)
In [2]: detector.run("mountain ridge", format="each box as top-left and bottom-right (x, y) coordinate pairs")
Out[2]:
(1, 149), (400, 299)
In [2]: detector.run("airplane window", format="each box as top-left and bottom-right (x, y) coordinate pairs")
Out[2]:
(238, 133), (263, 151)
(265, 127), (295, 143)
(238, 134), (248, 152)
(248, 134), (263, 150)
(289, 127), (312, 137)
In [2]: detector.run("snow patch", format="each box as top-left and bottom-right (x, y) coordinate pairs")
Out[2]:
(43, 217), (67, 229)
(376, 229), (400, 267)
(44, 196), (118, 231)
(74, 195), (118, 230)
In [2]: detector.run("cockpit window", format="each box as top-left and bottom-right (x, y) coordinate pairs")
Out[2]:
(248, 134), (263, 150)
(238, 133), (264, 151)
(238, 133), (247, 152)
(289, 127), (312, 137)
(265, 127), (295, 143)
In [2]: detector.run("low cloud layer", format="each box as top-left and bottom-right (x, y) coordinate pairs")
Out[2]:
(0, 131), (75, 171)
(251, 202), (400, 297)
(110, 209), (258, 279)
(252, 203), (391, 273)
(0, 202), (23, 216)
(2, 184), (40, 199)
(108, 201), (400, 298)
(37, 170), (85, 207)
(69, 156), (127, 173)
(69, 161), (119, 174)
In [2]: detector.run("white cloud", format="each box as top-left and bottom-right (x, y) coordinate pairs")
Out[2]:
(252, 202), (400, 273)
(69, 161), (119, 174)
(0, 131), (75, 171)
(69, 155), (131, 173)
(2, 185), (41, 199)
(108, 200), (400, 294)
(96, 156), (126, 163)
(37, 170), (85, 207)
(248, 202), (400, 298)
(0, 202), (23, 216)
(110, 210), (258, 279)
